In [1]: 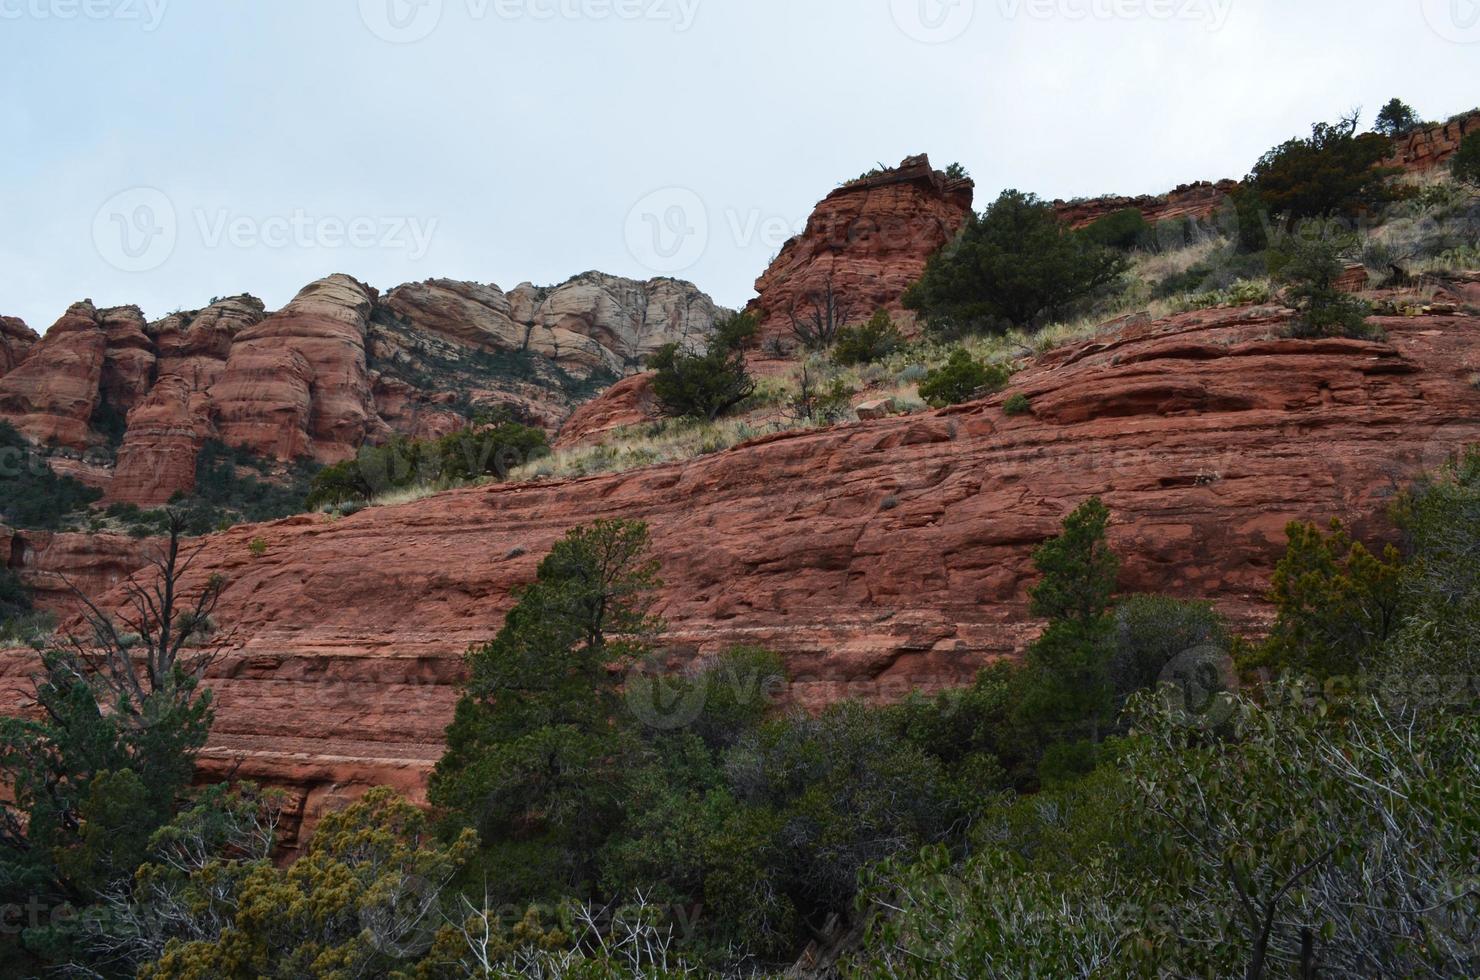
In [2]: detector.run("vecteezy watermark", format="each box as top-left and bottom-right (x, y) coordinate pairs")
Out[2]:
(997, 0), (1235, 30)
(625, 187), (709, 275)
(92, 189), (438, 272)
(92, 187), (178, 274)
(890, 0), (976, 43)
(0, 0), (168, 30)
(193, 209), (438, 261)
(359, 0), (700, 42)
(359, 0), (443, 43)
(1158, 644), (1237, 729)
(1421, 0), (1480, 43)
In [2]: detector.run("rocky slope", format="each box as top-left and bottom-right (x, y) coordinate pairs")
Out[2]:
(747, 155), (974, 350)
(1385, 109), (1480, 172)
(0, 273), (725, 507)
(1052, 108), (1480, 231)
(1052, 180), (1239, 231)
(6, 299), (1477, 841)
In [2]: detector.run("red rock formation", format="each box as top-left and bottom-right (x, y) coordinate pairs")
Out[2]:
(1385, 109), (1480, 172)
(0, 302), (107, 448)
(213, 275), (389, 464)
(0, 317), (37, 377)
(6, 303), (1472, 833)
(108, 297), (268, 506)
(555, 372), (661, 448)
(748, 155), (973, 349)
(1, 526), (153, 617)
(98, 306), (155, 418)
(5, 273), (725, 505)
(1052, 180), (1239, 231)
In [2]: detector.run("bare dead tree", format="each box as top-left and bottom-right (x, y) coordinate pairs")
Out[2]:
(789, 275), (857, 351)
(54, 509), (231, 723)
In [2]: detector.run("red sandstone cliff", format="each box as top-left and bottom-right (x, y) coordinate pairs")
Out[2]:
(2, 273), (725, 507)
(5, 300), (1477, 838)
(0, 317), (37, 376)
(1385, 109), (1480, 172)
(747, 155), (973, 349)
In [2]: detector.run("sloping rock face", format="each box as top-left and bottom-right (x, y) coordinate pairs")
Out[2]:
(554, 372), (661, 448)
(1385, 109), (1480, 172)
(1053, 180), (1239, 230)
(747, 155), (973, 349)
(1, 526), (152, 617)
(11, 304), (1474, 838)
(0, 317), (37, 377)
(3, 274), (724, 506)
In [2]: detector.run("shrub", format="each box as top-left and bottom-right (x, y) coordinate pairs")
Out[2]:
(306, 421), (547, 509)
(1374, 98), (1421, 138)
(1015, 498), (1121, 744)
(1243, 519), (1405, 679)
(0, 566), (31, 623)
(917, 350), (1009, 408)
(1109, 594), (1229, 706)
(1247, 111), (1402, 223)
(650, 313), (758, 421)
(1003, 393), (1033, 416)
(1081, 208), (1154, 252)
(1453, 131), (1480, 186)
(0, 422), (103, 530)
(903, 189), (1129, 333)
(833, 310), (905, 366)
(1274, 231), (1379, 339)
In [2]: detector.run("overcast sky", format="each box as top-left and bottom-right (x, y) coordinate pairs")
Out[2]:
(1, 0), (1475, 330)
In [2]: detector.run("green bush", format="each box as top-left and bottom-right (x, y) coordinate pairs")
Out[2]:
(0, 422), (104, 530)
(1273, 232), (1379, 340)
(0, 565), (31, 623)
(1247, 111), (1402, 223)
(1110, 594), (1229, 706)
(1453, 131), (1480, 187)
(903, 189), (1129, 334)
(305, 421), (547, 509)
(1242, 519), (1404, 680)
(833, 310), (905, 366)
(917, 350), (1009, 408)
(1003, 393), (1033, 416)
(1081, 208), (1154, 251)
(649, 312), (758, 421)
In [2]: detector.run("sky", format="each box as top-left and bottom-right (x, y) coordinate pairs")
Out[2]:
(1, 0), (1476, 330)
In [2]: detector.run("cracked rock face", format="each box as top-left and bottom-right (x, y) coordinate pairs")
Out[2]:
(8, 301), (1476, 843)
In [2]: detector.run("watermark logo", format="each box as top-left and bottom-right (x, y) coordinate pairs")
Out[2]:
(623, 666), (710, 730)
(1421, 0), (1480, 43)
(890, 0), (975, 43)
(997, 0), (1234, 30)
(92, 189), (439, 272)
(625, 187), (708, 274)
(92, 187), (177, 273)
(1158, 644), (1237, 729)
(359, 0), (444, 43)
(0, 0), (169, 30)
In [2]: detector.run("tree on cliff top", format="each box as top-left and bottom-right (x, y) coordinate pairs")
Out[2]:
(1374, 98), (1421, 138)
(903, 190), (1128, 334)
